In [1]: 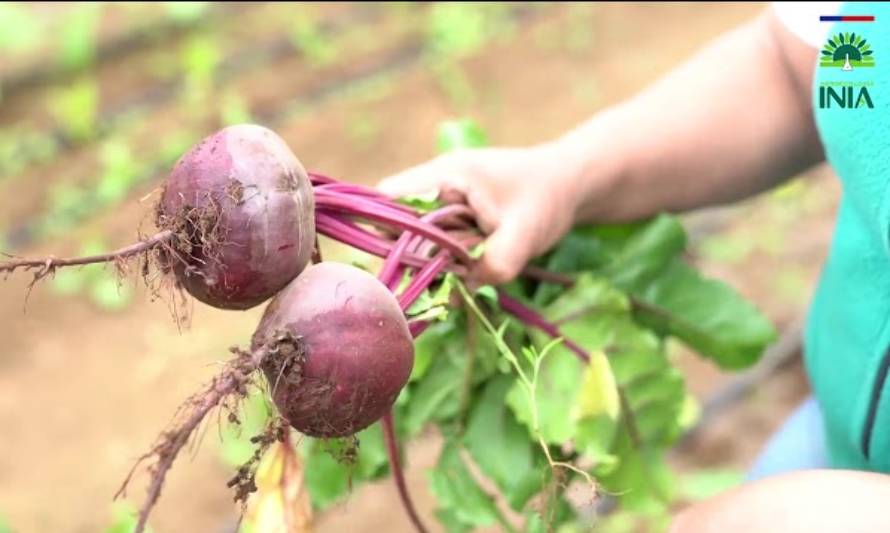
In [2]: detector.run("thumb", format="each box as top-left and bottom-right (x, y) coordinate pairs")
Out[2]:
(472, 210), (538, 286)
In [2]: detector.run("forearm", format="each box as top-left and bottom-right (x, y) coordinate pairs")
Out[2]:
(670, 470), (890, 533)
(549, 10), (824, 223)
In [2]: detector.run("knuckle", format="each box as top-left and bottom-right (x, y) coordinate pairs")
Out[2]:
(436, 150), (475, 174)
(480, 256), (519, 285)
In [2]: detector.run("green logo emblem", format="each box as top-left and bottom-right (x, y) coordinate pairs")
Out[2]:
(820, 32), (875, 70)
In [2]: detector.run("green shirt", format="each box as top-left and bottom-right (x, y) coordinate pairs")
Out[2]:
(807, 2), (890, 470)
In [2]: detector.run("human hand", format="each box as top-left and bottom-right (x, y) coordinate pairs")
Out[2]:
(378, 143), (586, 285)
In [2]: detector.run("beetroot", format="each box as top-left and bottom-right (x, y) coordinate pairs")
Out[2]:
(156, 124), (315, 310)
(252, 262), (414, 438)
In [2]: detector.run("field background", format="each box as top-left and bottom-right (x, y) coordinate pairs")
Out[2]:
(0, 3), (839, 532)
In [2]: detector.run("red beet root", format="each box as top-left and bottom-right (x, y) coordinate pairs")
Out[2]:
(157, 124), (315, 310)
(253, 262), (414, 438)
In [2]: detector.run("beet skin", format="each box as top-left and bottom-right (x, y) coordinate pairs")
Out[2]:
(158, 124), (315, 310)
(253, 262), (414, 438)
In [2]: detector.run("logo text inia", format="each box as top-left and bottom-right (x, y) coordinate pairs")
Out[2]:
(818, 86), (875, 108)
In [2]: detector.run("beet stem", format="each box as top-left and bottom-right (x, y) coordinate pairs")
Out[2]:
(408, 320), (431, 337)
(316, 212), (469, 276)
(378, 230), (419, 290)
(496, 290), (590, 362)
(381, 412), (429, 533)
(315, 183), (418, 215)
(397, 251), (449, 310)
(307, 171), (335, 185)
(314, 191), (473, 264)
(379, 204), (476, 290)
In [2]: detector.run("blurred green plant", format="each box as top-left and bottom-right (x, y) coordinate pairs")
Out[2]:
(96, 140), (141, 206)
(425, 3), (513, 58)
(159, 129), (200, 166)
(290, 7), (337, 66)
(220, 91), (252, 126)
(90, 274), (134, 312)
(697, 234), (754, 265)
(50, 238), (133, 312)
(346, 111), (381, 148)
(592, 468), (740, 533)
(0, 126), (59, 178)
(0, 3), (42, 54)
(423, 3), (514, 108)
(41, 183), (93, 237)
(49, 77), (99, 142)
(219, 390), (274, 467)
(26, 130), (185, 245)
(335, 73), (398, 105)
(104, 501), (153, 533)
(436, 118), (488, 152)
(180, 33), (221, 111)
(679, 468), (743, 501)
(58, 3), (100, 70)
(430, 62), (474, 109)
(163, 1), (210, 25)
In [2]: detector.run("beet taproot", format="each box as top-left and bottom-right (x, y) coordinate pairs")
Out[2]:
(253, 262), (414, 438)
(157, 124), (315, 310)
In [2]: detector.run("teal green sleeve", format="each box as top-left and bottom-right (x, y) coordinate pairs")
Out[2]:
(805, 2), (890, 471)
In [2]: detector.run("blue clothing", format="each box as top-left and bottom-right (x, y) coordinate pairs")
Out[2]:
(747, 397), (829, 481)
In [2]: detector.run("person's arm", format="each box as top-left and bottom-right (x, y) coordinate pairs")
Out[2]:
(559, 8), (822, 223)
(670, 470), (890, 533)
(379, 7), (822, 284)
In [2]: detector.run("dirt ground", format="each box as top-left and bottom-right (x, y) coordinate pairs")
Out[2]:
(0, 3), (840, 532)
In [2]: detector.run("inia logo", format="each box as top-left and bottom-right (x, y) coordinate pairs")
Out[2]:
(820, 32), (875, 71)
(819, 85), (875, 108)
(816, 23), (877, 110)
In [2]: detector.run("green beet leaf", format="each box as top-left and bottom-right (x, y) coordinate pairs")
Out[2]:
(598, 213), (687, 292)
(507, 276), (625, 444)
(593, 430), (675, 514)
(428, 442), (512, 532)
(464, 375), (546, 511)
(631, 258), (777, 369)
(506, 344), (583, 444)
(403, 311), (500, 436)
(534, 214), (685, 305)
(574, 351), (621, 469)
(302, 424), (389, 509)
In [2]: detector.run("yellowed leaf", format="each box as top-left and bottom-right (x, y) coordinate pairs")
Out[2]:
(241, 440), (313, 533)
(575, 350), (620, 421)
